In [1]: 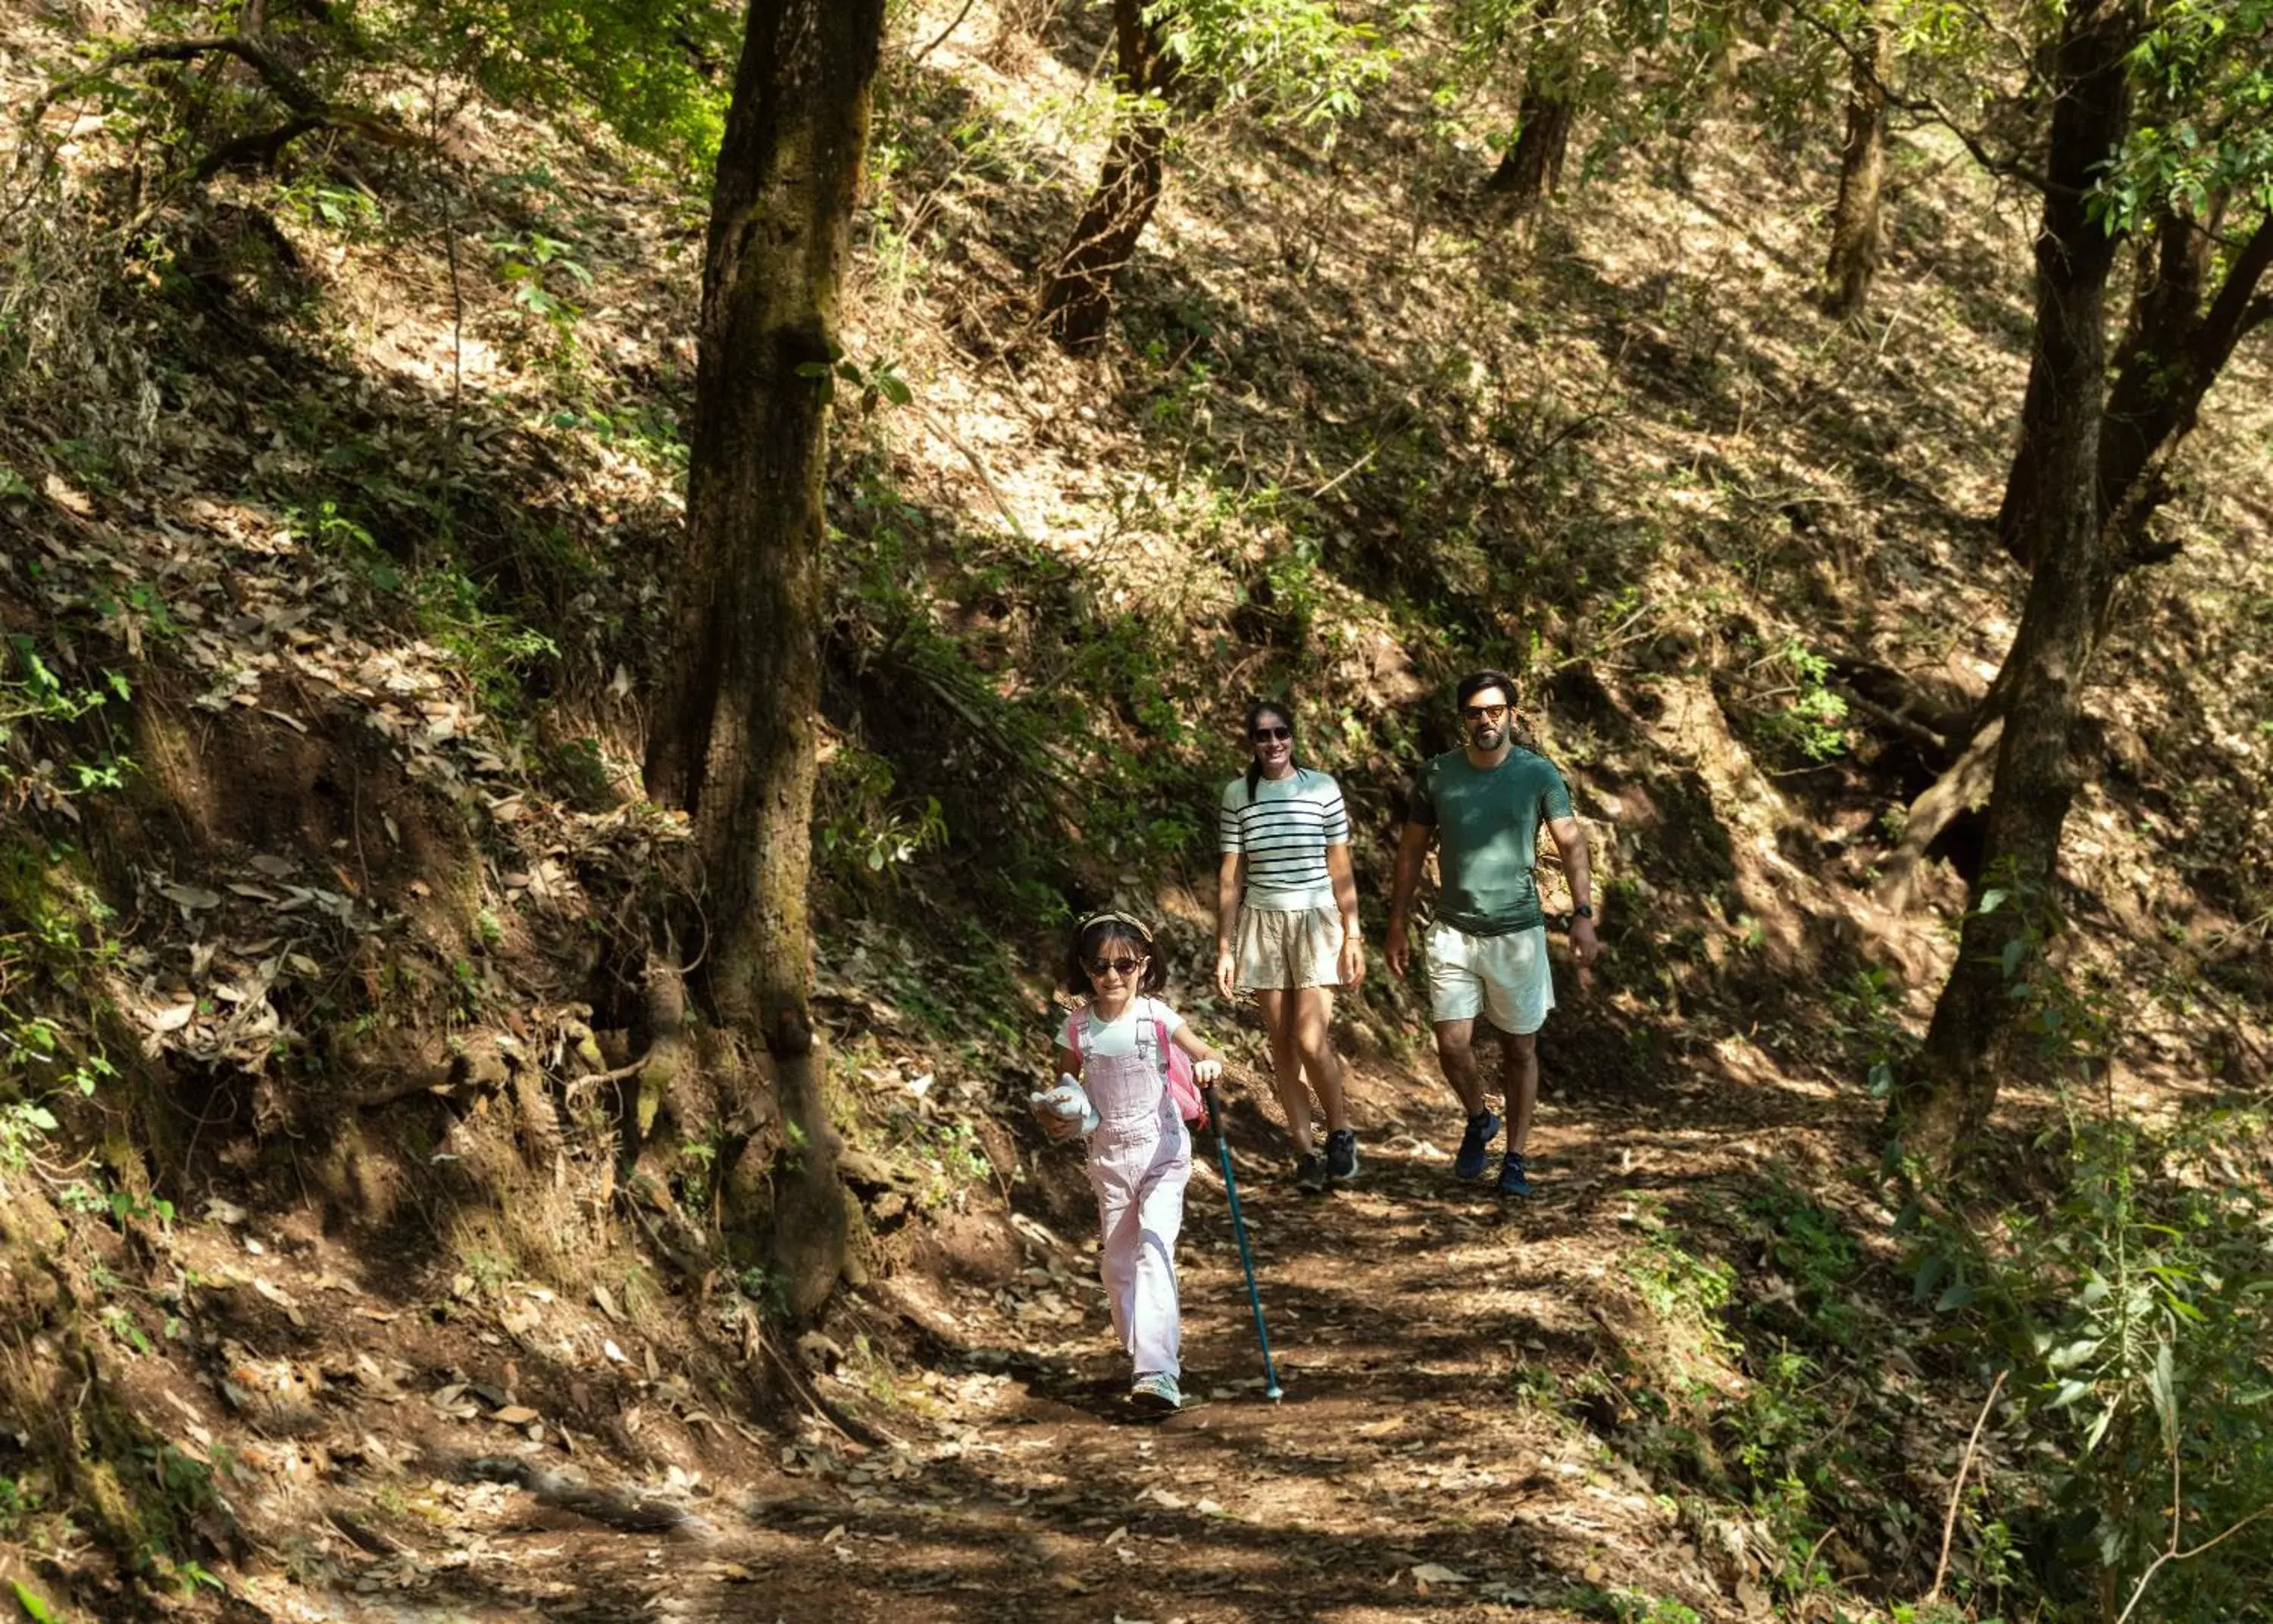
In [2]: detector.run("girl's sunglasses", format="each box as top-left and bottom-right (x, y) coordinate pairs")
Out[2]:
(1250, 726), (1292, 743)
(1087, 957), (1144, 977)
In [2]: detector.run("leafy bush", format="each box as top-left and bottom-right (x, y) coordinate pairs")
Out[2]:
(1917, 1106), (2273, 1620)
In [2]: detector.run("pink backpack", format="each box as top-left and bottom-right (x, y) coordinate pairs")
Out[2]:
(1062, 1007), (1208, 1127)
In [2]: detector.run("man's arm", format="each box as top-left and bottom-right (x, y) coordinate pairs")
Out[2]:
(1547, 814), (1599, 989)
(1384, 820), (1434, 979)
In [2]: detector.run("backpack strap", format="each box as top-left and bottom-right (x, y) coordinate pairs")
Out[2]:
(1062, 1009), (1082, 1057)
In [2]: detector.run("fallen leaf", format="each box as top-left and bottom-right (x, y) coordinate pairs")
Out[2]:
(491, 1405), (540, 1426)
(160, 883), (222, 910)
(1412, 1563), (1471, 1585)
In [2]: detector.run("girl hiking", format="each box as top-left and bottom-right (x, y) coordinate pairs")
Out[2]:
(1214, 698), (1364, 1194)
(1033, 910), (1224, 1413)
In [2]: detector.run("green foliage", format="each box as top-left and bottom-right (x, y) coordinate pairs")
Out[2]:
(2108, 0), (2273, 226)
(1915, 1106), (2273, 1620)
(490, 230), (595, 326)
(1761, 639), (1851, 762)
(362, 0), (735, 167)
(815, 747), (946, 892)
(1149, 0), (1394, 130)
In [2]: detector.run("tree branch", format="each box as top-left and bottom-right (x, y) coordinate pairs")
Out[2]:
(23, 36), (328, 132)
(1791, 5), (2051, 194)
(189, 114), (328, 183)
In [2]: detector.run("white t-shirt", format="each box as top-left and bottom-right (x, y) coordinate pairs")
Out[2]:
(1060, 996), (1184, 1067)
(1218, 768), (1351, 911)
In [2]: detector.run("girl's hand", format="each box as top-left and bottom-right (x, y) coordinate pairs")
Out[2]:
(1192, 1057), (1224, 1085)
(1214, 945), (1237, 1002)
(1038, 1108), (1085, 1142)
(1338, 932), (1366, 989)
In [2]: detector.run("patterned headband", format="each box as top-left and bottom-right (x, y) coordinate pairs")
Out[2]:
(1077, 909), (1155, 946)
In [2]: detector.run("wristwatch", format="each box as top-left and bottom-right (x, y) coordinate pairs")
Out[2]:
(1572, 904), (1594, 919)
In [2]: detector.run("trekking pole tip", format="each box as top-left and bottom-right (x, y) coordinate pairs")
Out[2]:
(1265, 1385), (1283, 1402)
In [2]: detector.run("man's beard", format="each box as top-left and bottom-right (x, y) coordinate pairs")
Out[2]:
(1469, 722), (1507, 751)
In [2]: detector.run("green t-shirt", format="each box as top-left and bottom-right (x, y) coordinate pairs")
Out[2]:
(1409, 747), (1574, 936)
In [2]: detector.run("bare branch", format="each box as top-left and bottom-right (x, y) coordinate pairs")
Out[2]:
(1926, 1370), (2008, 1605)
(21, 36), (328, 133)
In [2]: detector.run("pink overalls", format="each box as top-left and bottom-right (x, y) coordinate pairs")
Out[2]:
(1081, 1033), (1191, 1379)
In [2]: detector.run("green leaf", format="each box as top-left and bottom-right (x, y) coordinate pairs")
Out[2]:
(2047, 1338), (2101, 1372)
(875, 373), (912, 408)
(12, 1581), (58, 1623)
(2149, 1341), (2178, 1445)
(2049, 1378), (2093, 1410)
(1979, 888), (2009, 914)
(1934, 1280), (1976, 1313)
(1999, 938), (2028, 979)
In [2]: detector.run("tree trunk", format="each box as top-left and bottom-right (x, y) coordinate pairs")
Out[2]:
(646, 0), (884, 1318)
(1821, 11), (1888, 317)
(1894, 0), (2140, 1169)
(1483, 2), (1574, 219)
(2093, 207), (2273, 571)
(1040, 0), (1174, 350)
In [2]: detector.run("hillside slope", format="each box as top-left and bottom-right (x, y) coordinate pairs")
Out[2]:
(2, 2), (2269, 1620)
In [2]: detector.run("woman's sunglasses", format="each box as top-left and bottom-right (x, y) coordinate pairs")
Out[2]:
(1087, 957), (1144, 978)
(1250, 726), (1292, 743)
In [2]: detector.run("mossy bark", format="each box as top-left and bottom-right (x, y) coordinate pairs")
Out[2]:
(645, 0), (884, 1319)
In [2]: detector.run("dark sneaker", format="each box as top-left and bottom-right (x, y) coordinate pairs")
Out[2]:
(1130, 1371), (1181, 1412)
(1324, 1129), (1360, 1185)
(1454, 1110), (1502, 1179)
(1294, 1151), (1329, 1195)
(1497, 1150), (1535, 1198)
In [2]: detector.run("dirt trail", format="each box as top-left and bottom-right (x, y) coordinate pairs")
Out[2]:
(261, 1041), (1859, 1624)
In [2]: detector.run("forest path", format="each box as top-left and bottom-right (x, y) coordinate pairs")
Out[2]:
(297, 1041), (1860, 1624)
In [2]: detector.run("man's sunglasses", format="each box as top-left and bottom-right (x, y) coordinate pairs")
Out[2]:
(1250, 726), (1292, 743)
(1087, 957), (1145, 977)
(1462, 703), (1510, 721)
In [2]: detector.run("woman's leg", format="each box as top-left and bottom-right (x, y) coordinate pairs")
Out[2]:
(1254, 988), (1313, 1154)
(1290, 985), (1351, 1135)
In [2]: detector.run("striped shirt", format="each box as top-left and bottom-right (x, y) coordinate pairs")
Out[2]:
(1218, 769), (1350, 911)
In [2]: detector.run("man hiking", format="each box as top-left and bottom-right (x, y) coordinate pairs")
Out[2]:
(1385, 670), (1599, 1197)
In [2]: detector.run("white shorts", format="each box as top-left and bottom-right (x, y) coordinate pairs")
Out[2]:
(1424, 922), (1554, 1035)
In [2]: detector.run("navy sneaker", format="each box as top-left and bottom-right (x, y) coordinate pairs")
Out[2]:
(1324, 1129), (1360, 1185)
(1294, 1151), (1329, 1195)
(1454, 1110), (1502, 1179)
(1497, 1150), (1535, 1198)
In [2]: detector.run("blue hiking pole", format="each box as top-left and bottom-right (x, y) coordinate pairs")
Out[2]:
(1203, 1085), (1283, 1401)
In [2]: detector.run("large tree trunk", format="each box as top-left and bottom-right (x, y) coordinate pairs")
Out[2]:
(1821, 9), (1888, 317)
(1483, 0), (1574, 219)
(1040, 0), (1174, 350)
(646, 0), (885, 1318)
(1893, 0), (2140, 1168)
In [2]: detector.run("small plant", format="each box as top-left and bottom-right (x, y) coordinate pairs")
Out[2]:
(490, 231), (595, 325)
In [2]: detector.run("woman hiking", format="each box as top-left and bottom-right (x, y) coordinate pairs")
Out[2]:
(1213, 699), (1365, 1194)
